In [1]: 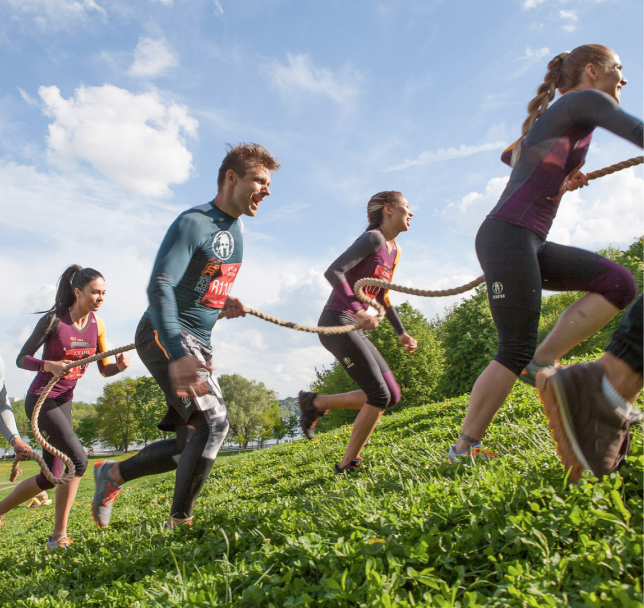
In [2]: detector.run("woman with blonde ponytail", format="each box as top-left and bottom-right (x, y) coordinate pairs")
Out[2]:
(449, 45), (643, 476)
(298, 191), (417, 474)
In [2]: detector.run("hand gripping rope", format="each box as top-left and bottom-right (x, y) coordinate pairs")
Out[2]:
(10, 155), (640, 485)
(10, 344), (136, 485)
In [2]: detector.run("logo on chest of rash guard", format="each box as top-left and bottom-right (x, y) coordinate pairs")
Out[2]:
(212, 231), (234, 260)
(492, 282), (505, 299)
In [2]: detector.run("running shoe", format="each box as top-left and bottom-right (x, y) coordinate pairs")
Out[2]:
(165, 517), (194, 529)
(46, 535), (73, 552)
(91, 460), (122, 529)
(448, 443), (497, 464)
(537, 362), (642, 483)
(519, 360), (555, 387)
(299, 390), (327, 440)
(334, 456), (362, 474)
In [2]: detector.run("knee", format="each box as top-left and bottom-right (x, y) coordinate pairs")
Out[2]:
(596, 261), (637, 310)
(383, 372), (401, 408)
(495, 343), (534, 376)
(366, 387), (391, 410)
(73, 451), (89, 477)
(36, 474), (54, 491)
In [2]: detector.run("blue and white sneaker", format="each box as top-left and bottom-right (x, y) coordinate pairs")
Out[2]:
(448, 443), (497, 464)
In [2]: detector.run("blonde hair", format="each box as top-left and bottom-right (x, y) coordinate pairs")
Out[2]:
(511, 44), (615, 166)
(366, 191), (404, 231)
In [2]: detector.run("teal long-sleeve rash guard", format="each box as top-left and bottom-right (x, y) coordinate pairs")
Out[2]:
(144, 201), (244, 361)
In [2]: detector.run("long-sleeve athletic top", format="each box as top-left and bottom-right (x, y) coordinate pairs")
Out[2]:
(324, 229), (406, 335)
(489, 89), (643, 240)
(144, 201), (243, 361)
(0, 355), (20, 444)
(17, 311), (117, 401)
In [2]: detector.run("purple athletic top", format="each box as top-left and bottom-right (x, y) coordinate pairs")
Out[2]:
(489, 90), (643, 240)
(324, 229), (406, 335)
(17, 311), (117, 401)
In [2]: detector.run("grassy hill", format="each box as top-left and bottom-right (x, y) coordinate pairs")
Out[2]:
(0, 380), (641, 607)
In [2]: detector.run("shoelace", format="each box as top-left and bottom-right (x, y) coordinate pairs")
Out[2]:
(102, 482), (122, 506)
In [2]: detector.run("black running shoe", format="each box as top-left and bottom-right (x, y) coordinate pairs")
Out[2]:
(299, 390), (325, 440)
(334, 457), (362, 475)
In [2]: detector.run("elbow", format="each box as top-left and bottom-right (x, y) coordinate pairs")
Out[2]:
(16, 355), (26, 370)
(323, 268), (335, 285)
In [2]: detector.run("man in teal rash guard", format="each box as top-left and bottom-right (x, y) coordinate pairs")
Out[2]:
(91, 143), (281, 529)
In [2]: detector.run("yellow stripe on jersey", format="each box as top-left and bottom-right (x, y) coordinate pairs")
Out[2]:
(383, 243), (402, 308)
(95, 315), (113, 376)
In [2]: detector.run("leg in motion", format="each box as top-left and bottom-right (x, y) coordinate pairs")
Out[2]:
(167, 406), (229, 526)
(537, 295), (643, 482)
(532, 242), (637, 366)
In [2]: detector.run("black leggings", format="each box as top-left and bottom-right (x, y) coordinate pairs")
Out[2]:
(606, 295), (643, 376)
(25, 394), (88, 491)
(318, 309), (401, 409)
(476, 218), (637, 375)
(118, 408), (226, 519)
(118, 318), (229, 519)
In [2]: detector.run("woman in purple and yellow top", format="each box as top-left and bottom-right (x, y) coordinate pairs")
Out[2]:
(449, 45), (642, 465)
(0, 265), (129, 551)
(299, 191), (417, 474)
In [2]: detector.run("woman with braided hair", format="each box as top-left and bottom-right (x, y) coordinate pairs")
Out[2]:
(299, 191), (417, 474)
(449, 45), (643, 472)
(0, 265), (129, 551)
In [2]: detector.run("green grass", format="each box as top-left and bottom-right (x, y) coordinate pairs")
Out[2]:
(0, 381), (641, 607)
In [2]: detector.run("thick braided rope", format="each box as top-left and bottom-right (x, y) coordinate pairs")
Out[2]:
(245, 284), (386, 334)
(10, 344), (136, 485)
(244, 275), (484, 334)
(566, 156), (643, 191)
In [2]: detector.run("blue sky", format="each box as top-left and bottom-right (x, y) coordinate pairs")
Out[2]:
(1, 0), (642, 402)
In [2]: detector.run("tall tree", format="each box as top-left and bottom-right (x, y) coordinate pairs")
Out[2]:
(220, 374), (278, 448)
(95, 377), (138, 452)
(131, 376), (167, 445)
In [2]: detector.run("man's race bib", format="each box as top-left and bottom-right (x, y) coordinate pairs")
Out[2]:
(63, 347), (96, 380)
(201, 263), (241, 309)
(363, 265), (392, 299)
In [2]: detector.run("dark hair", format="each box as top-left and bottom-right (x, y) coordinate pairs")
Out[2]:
(512, 44), (615, 165)
(217, 143), (281, 190)
(366, 191), (404, 231)
(36, 265), (104, 333)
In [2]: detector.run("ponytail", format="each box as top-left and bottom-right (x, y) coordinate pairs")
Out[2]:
(36, 265), (104, 333)
(511, 44), (615, 166)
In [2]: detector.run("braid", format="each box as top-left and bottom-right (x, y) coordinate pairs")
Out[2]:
(511, 51), (570, 166)
(366, 191), (403, 231)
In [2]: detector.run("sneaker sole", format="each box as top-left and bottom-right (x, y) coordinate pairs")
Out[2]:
(92, 461), (110, 529)
(537, 368), (591, 483)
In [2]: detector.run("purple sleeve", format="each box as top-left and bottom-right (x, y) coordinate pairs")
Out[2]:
(16, 313), (55, 372)
(324, 231), (383, 313)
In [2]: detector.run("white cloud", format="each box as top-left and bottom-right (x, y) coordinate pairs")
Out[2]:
(150, 0), (173, 5)
(386, 141), (507, 172)
(559, 9), (577, 32)
(523, 0), (547, 9)
(269, 53), (361, 106)
(128, 37), (179, 78)
(3, 0), (105, 31)
(549, 168), (644, 248)
(520, 46), (550, 61)
(213, 0), (224, 16)
(442, 177), (510, 234)
(39, 84), (198, 196)
(17, 87), (39, 107)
